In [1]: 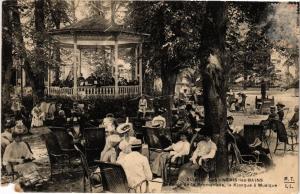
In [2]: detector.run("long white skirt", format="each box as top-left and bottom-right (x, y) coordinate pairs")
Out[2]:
(31, 113), (45, 127)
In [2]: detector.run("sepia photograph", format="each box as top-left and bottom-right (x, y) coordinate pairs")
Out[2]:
(0, 0), (299, 193)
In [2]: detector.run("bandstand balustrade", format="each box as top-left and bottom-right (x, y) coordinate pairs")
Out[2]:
(45, 85), (141, 98)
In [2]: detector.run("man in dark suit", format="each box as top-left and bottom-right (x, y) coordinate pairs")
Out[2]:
(261, 79), (267, 100)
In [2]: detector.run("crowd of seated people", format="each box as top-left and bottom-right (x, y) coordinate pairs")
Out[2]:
(52, 73), (139, 88)
(7, 93), (298, 191)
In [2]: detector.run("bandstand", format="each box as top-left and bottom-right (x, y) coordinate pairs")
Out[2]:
(46, 16), (148, 99)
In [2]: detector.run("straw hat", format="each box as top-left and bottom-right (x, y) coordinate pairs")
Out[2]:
(14, 122), (26, 134)
(116, 123), (132, 134)
(106, 113), (114, 118)
(276, 101), (285, 107)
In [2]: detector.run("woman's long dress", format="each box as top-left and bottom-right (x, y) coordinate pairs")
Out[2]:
(3, 141), (43, 186)
(31, 107), (45, 127)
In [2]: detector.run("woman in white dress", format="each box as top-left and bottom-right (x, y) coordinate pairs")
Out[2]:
(31, 102), (45, 128)
(151, 132), (190, 181)
(3, 133), (45, 187)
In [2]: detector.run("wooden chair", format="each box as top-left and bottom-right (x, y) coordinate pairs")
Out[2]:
(83, 127), (106, 163)
(41, 133), (75, 179)
(98, 161), (148, 193)
(255, 96), (275, 114)
(260, 101), (273, 114)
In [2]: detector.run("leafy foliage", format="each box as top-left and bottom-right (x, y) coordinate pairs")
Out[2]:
(226, 3), (273, 85)
(128, 1), (207, 96)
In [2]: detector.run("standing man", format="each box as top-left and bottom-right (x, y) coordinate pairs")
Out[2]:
(261, 78), (267, 100)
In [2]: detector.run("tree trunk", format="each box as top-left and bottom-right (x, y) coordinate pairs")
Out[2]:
(34, 0), (46, 98)
(2, 1), (13, 107)
(200, 2), (229, 176)
(243, 69), (248, 89)
(144, 74), (154, 96)
(161, 63), (177, 127)
(46, 0), (61, 80)
(12, 0), (39, 103)
(202, 67), (228, 175)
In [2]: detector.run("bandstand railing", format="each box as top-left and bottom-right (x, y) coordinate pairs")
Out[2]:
(45, 85), (141, 98)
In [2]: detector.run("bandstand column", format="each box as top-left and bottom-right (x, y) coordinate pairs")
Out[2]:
(135, 45), (138, 80)
(114, 36), (119, 96)
(79, 49), (82, 74)
(138, 43), (143, 94)
(73, 35), (78, 98)
(111, 47), (114, 78)
(47, 65), (51, 95)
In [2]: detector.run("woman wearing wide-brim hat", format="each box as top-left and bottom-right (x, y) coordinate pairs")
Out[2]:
(276, 101), (286, 121)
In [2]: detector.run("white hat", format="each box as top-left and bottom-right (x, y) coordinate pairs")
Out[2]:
(116, 123), (133, 134)
(119, 140), (130, 151)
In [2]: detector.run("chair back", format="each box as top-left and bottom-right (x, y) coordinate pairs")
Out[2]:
(41, 133), (63, 163)
(259, 119), (270, 130)
(74, 145), (90, 178)
(142, 127), (162, 149)
(48, 126), (75, 150)
(270, 120), (288, 143)
(98, 162), (129, 192)
(243, 125), (264, 144)
(83, 127), (106, 151)
(260, 101), (272, 114)
(132, 118), (145, 134)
